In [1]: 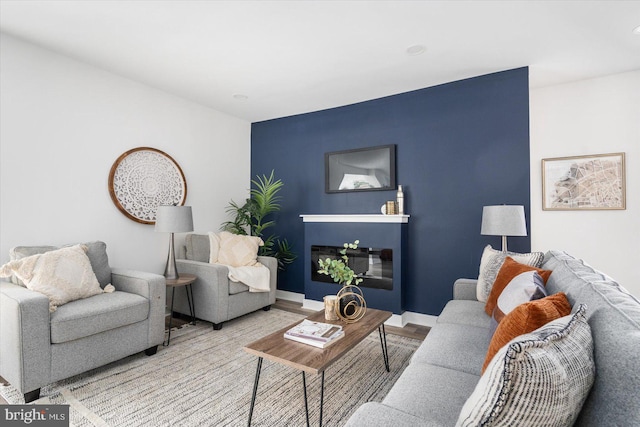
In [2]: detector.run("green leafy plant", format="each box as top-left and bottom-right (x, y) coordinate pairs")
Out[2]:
(317, 240), (364, 286)
(221, 170), (296, 270)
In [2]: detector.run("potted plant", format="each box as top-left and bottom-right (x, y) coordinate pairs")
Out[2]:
(222, 170), (296, 270)
(317, 240), (366, 321)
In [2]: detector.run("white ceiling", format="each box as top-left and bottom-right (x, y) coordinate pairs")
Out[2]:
(1, 1), (639, 122)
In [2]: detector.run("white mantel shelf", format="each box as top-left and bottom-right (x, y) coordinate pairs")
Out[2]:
(300, 214), (410, 223)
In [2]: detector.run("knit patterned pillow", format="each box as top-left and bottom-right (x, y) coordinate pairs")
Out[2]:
(476, 245), (544, 303)
(216, 231), (264, 267)
(457, 304), (595, 427)
(0, 244), (109, 312)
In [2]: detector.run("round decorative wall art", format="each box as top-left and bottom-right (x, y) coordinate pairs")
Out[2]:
(108, 147), (187, 224)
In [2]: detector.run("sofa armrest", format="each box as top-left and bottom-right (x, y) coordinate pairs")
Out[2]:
(0, 280), (52, 394)
(257, 256), (278, 303)
(110, 269), (166, 347)
(453, 278), (478, 301)
(175, 259), (231, 324)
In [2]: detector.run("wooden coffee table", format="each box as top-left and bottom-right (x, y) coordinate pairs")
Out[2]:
(243, 308), (392, 426)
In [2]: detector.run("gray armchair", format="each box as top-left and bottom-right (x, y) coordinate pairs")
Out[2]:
(0, 241), (166, 403)
(172, 234), (277, 330)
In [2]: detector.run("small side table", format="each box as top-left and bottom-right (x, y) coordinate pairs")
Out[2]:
(165, 273), (197, 346)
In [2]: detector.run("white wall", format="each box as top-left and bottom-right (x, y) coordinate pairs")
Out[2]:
(0, 34), (251, 274)
(530, 70), (640, 297)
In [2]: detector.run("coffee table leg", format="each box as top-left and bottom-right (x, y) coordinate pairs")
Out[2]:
(248, 357), (263, 427)
(378, 324), (390, 372)
(301, 371), (325, 427)
(319, 371), (325, 427)
(302, 372), (310, 427)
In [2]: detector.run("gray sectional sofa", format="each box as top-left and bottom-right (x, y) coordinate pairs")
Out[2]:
(345, 250), (640, 426)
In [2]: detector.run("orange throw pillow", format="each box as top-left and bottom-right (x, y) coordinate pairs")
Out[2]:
(482, 292), (572, 373)
(484, 256), (552, 316)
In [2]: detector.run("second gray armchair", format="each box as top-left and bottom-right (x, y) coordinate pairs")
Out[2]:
(172, 233), (277, 330)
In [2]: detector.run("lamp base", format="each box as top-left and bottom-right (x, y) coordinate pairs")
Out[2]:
(164, 233), (179, 280)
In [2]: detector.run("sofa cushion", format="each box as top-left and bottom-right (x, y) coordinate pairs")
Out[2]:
(0, 245), (106, 312)
(185, 233), (210, 263)
(229, 280), (250, 295)
(484, 257), (552, 316)
(217, 231), (264, 267)
(477, 245), (544, 303)
(382, 363), (480, 426)
(437, 300), (490, 329)
(50, 291), (149, 343)
(457, 304), (595, 427)
(344, 402), (431, 427)
(412, 323), (491, 376)
(482, 292), (571, 373)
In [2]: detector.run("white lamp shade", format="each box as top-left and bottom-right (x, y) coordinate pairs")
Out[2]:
(155, 205), (194, 233)
(481, 205), (527, 237)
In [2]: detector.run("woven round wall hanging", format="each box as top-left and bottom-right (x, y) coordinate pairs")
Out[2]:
(108, 147), (187, 224)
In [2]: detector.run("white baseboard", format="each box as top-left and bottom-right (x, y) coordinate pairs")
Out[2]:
(275, 290), (305, 303)
(277, 292), (437, 328)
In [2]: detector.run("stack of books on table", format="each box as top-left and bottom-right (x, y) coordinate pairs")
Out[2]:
(284, 319), (345, 348)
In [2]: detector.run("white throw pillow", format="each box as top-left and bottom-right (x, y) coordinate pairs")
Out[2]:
(477, 245), (544, 302)
(456, 304), (595, 427)
(216, 231), (264, 267)
(0, 244), (107, 312)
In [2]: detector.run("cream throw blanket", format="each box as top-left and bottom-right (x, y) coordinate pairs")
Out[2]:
(208, 232), (270, 293)
(224, 264), (271, 293)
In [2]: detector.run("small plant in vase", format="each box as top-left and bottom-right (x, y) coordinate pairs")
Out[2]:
(317, 240), (367, 322)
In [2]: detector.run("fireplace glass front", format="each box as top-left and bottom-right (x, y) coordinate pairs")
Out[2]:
(311, 245), (393, 290)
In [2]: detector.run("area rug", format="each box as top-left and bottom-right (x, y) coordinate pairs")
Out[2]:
(0, 309), (421, 427)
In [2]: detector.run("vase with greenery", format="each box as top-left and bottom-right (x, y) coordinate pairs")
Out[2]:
(221, 170), (296, 270)
(317, 240), (365, 318)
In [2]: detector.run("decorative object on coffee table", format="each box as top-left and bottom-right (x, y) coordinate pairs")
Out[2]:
(336, 284), (366, 323)
(108, 147), (187, 224)
(324, 295), (339, 320)
(317, 240), (367, 322)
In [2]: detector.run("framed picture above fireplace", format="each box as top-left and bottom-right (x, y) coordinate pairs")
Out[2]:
(325, 144), (396, 193)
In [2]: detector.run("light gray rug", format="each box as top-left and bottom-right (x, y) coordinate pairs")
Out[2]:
(0, 309), (421, 426)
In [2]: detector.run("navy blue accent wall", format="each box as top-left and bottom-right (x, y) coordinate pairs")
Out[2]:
(251, 68), (531, 316)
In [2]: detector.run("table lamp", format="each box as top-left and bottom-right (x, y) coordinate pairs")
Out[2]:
(155, 205), (193, 279)
(480, 205), (527, 252)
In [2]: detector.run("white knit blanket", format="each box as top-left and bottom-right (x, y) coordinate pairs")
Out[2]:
(224, 263), (271, 293)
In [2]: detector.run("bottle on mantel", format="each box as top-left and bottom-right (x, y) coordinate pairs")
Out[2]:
(396, 185), (404, 215)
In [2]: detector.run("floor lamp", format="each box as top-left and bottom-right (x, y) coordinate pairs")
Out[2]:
(480, 205), (527, 252)
(155, 205), (194, 279)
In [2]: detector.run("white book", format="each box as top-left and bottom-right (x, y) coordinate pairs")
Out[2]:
(284, 319), (343, 342)
(284, 330), (345, 348)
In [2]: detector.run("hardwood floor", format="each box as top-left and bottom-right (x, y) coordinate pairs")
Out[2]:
(0, 299), (428, 405)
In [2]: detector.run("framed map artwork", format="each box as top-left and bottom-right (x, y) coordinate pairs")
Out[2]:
(108, 147), (187, 224)
(542, 152), (625, 211)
